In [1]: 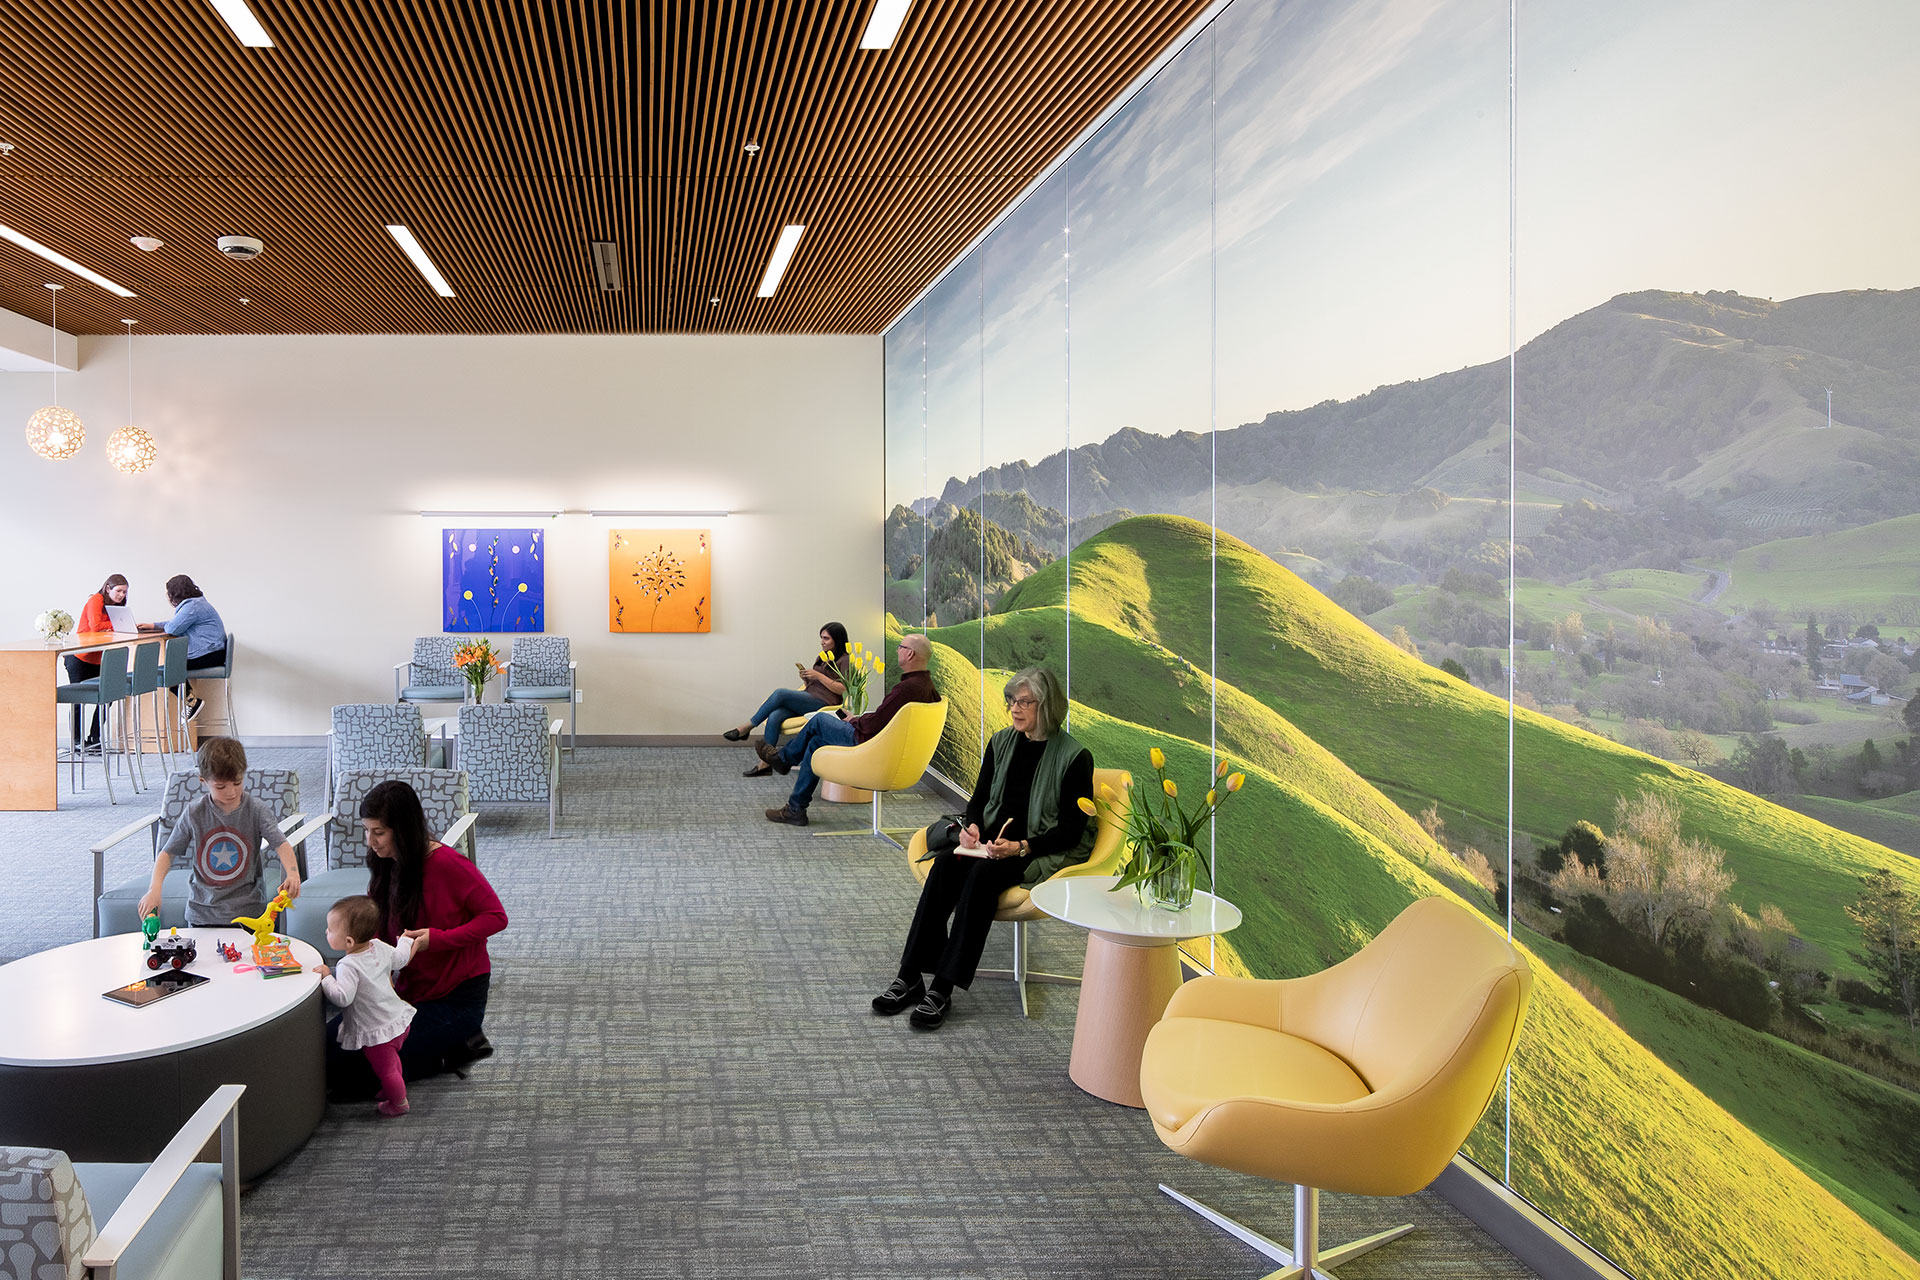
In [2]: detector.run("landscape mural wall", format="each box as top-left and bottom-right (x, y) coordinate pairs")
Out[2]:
(883, 1), (1920, 1276)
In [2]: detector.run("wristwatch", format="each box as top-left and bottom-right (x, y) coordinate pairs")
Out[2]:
(1019, 840), (1029, 856)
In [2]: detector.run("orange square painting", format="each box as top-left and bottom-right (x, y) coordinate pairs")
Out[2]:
(609, 529), (711, 633)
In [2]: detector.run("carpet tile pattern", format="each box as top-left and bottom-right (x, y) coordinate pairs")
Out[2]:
(0, 745), (1538, 1279)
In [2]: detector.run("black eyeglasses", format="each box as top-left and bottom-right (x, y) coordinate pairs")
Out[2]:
(1005, 696), (1039, 710)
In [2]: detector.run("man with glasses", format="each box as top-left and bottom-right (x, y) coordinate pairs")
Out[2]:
(760, 633), (939, 826)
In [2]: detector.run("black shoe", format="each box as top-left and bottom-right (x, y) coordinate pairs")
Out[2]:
(444, 1032), (493, 1071)
(909, 990), (952, 1030)
(81, 741), (102, 756)
(743, 762), (773, 778)
(755, 741), (792, 774)
(872, 977), (925, 1016)
(185, 696), (204, 722)
(765, 804), (809, 827)
(723, 727), (748, 741)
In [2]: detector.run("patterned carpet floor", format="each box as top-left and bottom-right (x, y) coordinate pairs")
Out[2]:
(0, 744), (1537, 1279)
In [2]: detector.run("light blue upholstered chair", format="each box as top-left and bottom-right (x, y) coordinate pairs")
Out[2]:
(89, 769), (307, 937)
(393, 636), (466, 706)
(504, 635), (577, 752)
(0, 1085), (245, 1280)
(282, 766), (476, 962)
(459, 703), (563, 838)
(326, 703), (431, 804)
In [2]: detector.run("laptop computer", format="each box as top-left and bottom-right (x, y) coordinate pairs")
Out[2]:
(105, 604), (137, 633)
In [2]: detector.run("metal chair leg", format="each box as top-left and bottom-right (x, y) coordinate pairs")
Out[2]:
(130, 692), (148, 792)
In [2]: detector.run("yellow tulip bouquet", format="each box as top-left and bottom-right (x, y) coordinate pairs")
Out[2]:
(1080, 746), (1246, 910)
(823, 639), (884, 714)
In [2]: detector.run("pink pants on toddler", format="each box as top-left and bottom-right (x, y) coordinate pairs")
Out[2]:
(363, 1028), (410, 1116)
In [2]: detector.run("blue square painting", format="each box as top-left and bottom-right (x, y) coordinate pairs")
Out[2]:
(444, 528), (544, 632)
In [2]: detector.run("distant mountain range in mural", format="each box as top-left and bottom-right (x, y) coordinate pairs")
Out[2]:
(900, 287), (1920, 596)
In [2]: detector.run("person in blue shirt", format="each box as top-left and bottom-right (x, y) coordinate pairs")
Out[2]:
(139, 574), (226, 721)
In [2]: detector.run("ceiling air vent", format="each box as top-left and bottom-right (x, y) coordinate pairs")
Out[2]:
(590, 240), (622, 293)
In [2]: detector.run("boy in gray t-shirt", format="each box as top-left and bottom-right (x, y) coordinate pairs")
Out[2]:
(137, 738), (304, 928)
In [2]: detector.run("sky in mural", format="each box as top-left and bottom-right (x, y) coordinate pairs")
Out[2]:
(909, 0), (1920, 471)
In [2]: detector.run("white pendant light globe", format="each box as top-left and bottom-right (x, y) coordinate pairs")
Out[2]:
(107, 424), (157, 473)
(107, 319), (156, 474)
(25, 283), (82, 461)
(26, 405), (85, 459)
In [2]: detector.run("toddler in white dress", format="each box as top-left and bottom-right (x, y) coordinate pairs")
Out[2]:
(314, 895), (417, 1117)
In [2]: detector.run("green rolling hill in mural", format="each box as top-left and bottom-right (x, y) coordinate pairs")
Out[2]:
(889, 511), (1920, 1277)
(995, 516), (1920, 982)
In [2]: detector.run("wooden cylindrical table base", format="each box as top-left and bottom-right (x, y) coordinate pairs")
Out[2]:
(1068, 931), (1185, 1109)
(820, 780), (873, 803)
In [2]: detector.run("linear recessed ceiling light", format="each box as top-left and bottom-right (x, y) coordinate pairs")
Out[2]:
(756, 224), (806, 298)
(859, 0), (913, 49)
(208, 0), (274, 47)
(385, 225), (456, 297)
(0, 224), (136, 297)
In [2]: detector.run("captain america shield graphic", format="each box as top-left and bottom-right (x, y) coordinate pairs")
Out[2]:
(196, 826), (251, 888)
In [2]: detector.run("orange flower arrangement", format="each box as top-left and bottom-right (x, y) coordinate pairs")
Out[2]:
(453, 639), (506, 703)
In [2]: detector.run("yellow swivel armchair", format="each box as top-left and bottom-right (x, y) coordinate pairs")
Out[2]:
(906, 767), (1132, 1017)
(809, 699), (948, 844)
(1140, 896), (1531, 1279)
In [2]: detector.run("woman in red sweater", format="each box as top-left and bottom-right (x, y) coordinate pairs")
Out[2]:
(64, 573), (129, 751)
(326, 780), (508, 1092)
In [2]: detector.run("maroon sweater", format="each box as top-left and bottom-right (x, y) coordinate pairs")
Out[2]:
(849, 668), (938, 743)
(381, 845), (509, 1004)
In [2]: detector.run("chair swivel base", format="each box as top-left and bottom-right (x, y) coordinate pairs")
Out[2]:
(1160, 1183), (1413, 1280)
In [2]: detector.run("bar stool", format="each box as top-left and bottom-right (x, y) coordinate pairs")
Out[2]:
(127, 640), (162, 793)
(159, 634), (192, 762)
(56, 646), (131, 804)
(191, 630), (239, 738)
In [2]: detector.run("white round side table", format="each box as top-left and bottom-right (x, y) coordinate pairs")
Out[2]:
(1028, 873), (1242, 1108)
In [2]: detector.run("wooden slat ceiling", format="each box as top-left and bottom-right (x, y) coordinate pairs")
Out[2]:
(0, 0), (1211, 336)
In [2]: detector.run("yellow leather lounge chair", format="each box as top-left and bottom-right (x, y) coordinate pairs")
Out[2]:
(1139, 895), (1532, 1279)
(809, 698), (948, 845)
(905, 766), (1133, 1017)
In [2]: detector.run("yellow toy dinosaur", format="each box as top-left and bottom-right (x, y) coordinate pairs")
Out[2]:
(232, 885), (293, 949)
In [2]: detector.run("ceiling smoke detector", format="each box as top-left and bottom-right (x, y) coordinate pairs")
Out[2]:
(130, 236), (164, 252)
(215, 234), (264, 260)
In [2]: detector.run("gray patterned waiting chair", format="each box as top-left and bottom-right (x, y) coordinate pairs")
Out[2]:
(393, 636), (465, 706)
(89, 769), (309, 937)
(282, 766), (476, 962)
(504, 635), (578, 752)
(459, 703), (563, 838)
(327, 703), (432, 804)
(0, 1085), (244, 1280)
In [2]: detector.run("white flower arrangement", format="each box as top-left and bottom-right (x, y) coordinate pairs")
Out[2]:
(34, 609), (75, 642)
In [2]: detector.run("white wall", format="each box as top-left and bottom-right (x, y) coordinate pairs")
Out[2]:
(1, 332), (882, 738)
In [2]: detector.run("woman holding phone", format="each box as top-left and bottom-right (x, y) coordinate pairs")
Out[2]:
(871, 665), (1096, 1030)
(723, 621), (850, 772)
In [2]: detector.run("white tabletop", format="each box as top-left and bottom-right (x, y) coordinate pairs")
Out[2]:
(1029, 873), (1242, 942)
(0, 929), (321, 1067)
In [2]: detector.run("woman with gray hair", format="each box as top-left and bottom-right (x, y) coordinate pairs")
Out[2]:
(872, 665), (1096, 1030)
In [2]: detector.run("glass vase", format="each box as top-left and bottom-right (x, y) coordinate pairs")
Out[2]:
(1146, 857), (1196, 912)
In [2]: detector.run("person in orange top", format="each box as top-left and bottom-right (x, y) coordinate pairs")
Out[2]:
(65, 573), (129, 753)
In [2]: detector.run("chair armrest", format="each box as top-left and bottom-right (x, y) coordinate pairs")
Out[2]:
(442, 812), (478, 862)
(90, 813), (163, 858)
(285, 813), (331, 851)
(394, 661), (409, 700)
(83, 1084), (244, 1273)
(275, 812), (305, 837)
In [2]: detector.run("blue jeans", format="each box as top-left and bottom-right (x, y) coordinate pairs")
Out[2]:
(750, 687), (830, 745)
(781, 713), (858, 811)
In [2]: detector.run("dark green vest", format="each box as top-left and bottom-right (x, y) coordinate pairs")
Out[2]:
(983, 726), (1097, 887)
